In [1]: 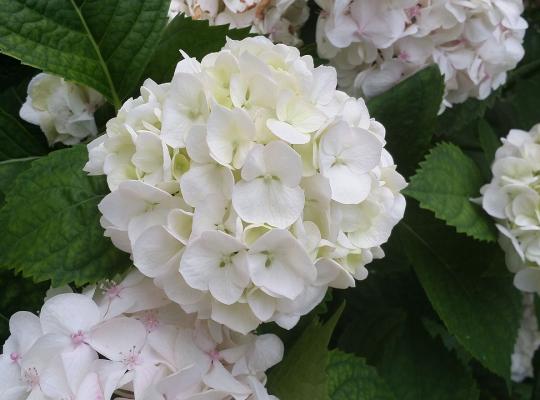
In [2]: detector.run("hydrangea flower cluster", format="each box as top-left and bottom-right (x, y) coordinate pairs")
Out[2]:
(20, 73), (105, 146)
(168, 0), (309, 46)
(84, 36), (406, 334)
(0, 271), (282, 399)
(511, 294), (540, 382)
(316, 0), (527, 107)
(481, 124), (540, 293)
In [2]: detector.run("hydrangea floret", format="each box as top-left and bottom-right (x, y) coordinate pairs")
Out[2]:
(511, 294), (540, 382)
(84, 36), (406, 334)
(0, 270), (282, 399)
(20, 73), (105, 146)
(316, 0), (527, 108)
(481, 124), (540, 293)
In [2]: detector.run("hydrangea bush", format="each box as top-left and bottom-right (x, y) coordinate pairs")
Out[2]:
(0, 0), (539, 399)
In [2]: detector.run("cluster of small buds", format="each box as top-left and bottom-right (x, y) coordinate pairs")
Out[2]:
(0, 270), (282, 399)
(84, 36), (406, 334)
(168, 0), (309, 46)
(316, 0), (527, 109)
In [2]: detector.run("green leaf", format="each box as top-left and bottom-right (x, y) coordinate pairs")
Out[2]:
(477, 119), (500, 170)
(336, 239), (479, 400)
(0, 107), (48, 161)
(144, 15), (251, 84)
(399, 203), (521, 384)
(404, 142), (497, 242)
(0, 157), (36, 204)
(0, 145), (131, 286)
(0, 0), (170, 107)
(367, 65), (444, 177)
(436, 94), (498, 147)
(327, 351), (395, 400)
(379, 318), (479, 400)
(267, 304), (344, 400)
(0, 269), (48, 342)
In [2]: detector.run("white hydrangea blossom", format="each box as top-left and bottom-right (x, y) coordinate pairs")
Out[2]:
(512, 294), (540, 382)
(480, 124), (540, 293)
(316, 0), (527, 108)
(85, 36), (406, 334)
(0, 270), (282, 399)
(167, 0), (309, 46)
(20, 73), (105, 146)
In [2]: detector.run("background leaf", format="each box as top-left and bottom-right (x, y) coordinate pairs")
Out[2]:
(144, 15), (251, 84)
(399, 203), (521, 384)
(0, 145), (130, 286)
(0, 0), (170, 107)
(367, 65), (444, 177)
(267, 304), (344, 400)
(327, 351), (395, 400)
(404, 142), (497, 242)
(336, 238), (479, 400)
(0, 270), (48, 342)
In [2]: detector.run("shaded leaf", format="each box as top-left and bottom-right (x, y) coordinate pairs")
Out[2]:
(399, 203), (521, 384)
(144, 15), (251, 84)
(0, 269), (48, 342)
(367, 65), (444, 177)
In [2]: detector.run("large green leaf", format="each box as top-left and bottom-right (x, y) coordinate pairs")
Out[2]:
(0, 157), (35, 204)
(405, 142), (497, 242)
(327, 351), (395, 400)
(0, 145), (130, 286)
(267, 304), (344, 400)
(144, 15), (251, 84)
(0, 0), (169, 108)
(367, 65), (444, 177)
(400, 203), (521, 383)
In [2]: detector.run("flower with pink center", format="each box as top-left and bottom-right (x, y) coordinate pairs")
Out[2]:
(208, 349), (222, 362)
(104, 281), (124, 300)
(71, 330), (87, 346)
(121, 346), (143, 370)
(140, 311), (160, 332)
(9, 352), (21, 363)
(398, 50), (410, 61)
(23, 366), (40, 388)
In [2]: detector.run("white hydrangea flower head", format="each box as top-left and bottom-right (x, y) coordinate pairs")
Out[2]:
(511, 294), (540, 382)
(167, 0), (309, 46)
(20, 73), (105, 146)
(0, 270), (282, 399)
(85, 36), (406, 334)
(315, 0), (527, 108)
(481, 124), (540, 292)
